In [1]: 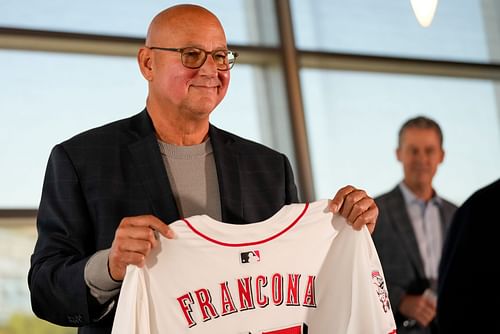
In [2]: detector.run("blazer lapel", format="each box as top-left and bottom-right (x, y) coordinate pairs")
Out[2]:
(127, 110), (180, 225)
(209, 125), (243, 224)
(388, 187), (426, 278)
(439, 201), (455, 235)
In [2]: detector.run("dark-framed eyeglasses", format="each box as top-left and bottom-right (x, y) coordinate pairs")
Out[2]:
(147, 46), (239, 71)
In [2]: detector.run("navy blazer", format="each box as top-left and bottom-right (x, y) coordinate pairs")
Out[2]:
(372, 185), (457, 334)
(28, 109), (298, 333)
(438, 179), (500, 333)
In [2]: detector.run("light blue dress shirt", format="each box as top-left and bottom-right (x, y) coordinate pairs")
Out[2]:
(399, 182), (443, 284)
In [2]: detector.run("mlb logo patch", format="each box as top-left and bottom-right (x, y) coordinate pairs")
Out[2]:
(240, 250), (261, 263)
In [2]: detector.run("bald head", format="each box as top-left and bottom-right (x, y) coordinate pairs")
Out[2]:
(145, 4), (226, 47)
(137, 4), (231, 142)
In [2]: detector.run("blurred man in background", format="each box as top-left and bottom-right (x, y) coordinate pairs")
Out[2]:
(372, 116), (457, 333)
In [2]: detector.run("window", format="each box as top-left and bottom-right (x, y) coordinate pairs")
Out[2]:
(0, 2), (282, 330)
(0, 50), (270, 209)
(301, 69), (500, 204)
(1, 50), (146, 208)
(291, 0), (500, 63)
(1, 0), (499, 331)
(0, 0), (276, 46)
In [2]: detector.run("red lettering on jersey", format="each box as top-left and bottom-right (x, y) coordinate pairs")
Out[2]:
(177, 293), (196, 327)
(178, 272), (318, 327)
(220, 281), (237, 316)
(237, 277), (255, 310)
(194, 288), (219, 321)
(303, 275), (317, 307)
(286, 274), (301, 306)
(255, 275), (269, 308)
(271, 273), (284, 305)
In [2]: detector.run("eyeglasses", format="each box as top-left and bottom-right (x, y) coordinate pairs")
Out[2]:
(147, 46), (239, 71)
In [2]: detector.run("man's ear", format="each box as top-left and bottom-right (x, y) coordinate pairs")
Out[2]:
(439, 149), (445, 164)
(138, 47), (153, 80)
(396, 147), (402, 162)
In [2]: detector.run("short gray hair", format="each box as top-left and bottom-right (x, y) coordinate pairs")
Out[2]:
(398, 116), (443, 148)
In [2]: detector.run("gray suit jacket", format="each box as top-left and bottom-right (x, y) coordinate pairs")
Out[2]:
(372, 185), (457, 334)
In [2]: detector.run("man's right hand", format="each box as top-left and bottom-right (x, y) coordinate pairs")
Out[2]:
(108, 215), (174, 281)
(399, 293), (437, 327)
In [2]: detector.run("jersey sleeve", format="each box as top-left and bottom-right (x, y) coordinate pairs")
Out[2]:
(111, 265), (151, 334)
(350, 226), (397, 334)
(309, 217), (397, 333)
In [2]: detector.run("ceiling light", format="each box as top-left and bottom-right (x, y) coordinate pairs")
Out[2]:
(410, 0), (439, 28)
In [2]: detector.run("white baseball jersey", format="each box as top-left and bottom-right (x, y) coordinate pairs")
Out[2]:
(112, 200), (397, 334)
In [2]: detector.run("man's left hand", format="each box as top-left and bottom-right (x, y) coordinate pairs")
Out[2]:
(328, 185), (378, 234)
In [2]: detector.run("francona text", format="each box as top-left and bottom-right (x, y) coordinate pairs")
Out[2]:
(177, 273), (317, 327)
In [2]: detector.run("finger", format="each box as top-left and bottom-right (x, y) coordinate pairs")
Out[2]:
(329, 185), (356, 213)
(114, 225), (159, 252)
(118, 251), (147, 268)
(108, 251), (147, 281)
(416, 300), (436, 325)
(337, 189), (367, 221)
(120, 215), (174, 239)
(413, 308), (430, 326)
(424, 297), (438, 310)
(110, 233), (155, 265)
(158, 223), (174, 239)
(346, 197), (372, 226)
(117, 238), (155, 256)
(112, 250), (147, 267)
(351, 201), (379, 232)
(116, 222), (157, 241)
(419, 307), (435, 326)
